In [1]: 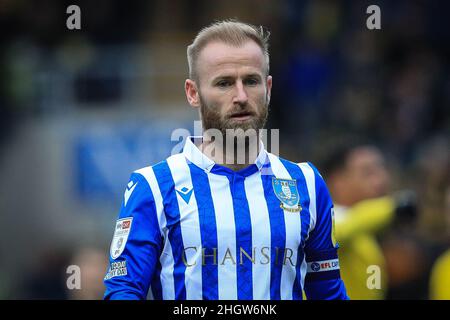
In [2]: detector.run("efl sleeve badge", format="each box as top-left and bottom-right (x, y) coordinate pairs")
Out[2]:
(110, 217), (133, 259)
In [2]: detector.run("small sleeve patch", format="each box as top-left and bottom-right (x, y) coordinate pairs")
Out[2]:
(307, 259), (340, 273)
(104, 260), (128, 280)
(331, 207), (338, 248)
(110, 217), (133, 260)
(305, 248), (342, 282)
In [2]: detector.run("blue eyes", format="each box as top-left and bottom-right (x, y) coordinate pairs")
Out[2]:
(245, 79), (259, 86)
(215, 79), (260, 88)
(217, 81), (231, 88)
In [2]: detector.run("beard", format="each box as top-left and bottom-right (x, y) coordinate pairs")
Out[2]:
(198, 92), (269, 137)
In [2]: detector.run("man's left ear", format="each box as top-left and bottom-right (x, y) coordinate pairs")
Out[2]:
(266, 75), (272, 104)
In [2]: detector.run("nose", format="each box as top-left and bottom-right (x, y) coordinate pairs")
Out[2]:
(233, 81), (248, 105)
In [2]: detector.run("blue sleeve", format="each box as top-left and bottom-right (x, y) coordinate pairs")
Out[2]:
(303, 163), (349, 300)
(103, 172), (163, 300)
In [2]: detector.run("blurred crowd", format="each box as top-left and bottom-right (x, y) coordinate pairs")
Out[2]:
(0, 0), (448, 299)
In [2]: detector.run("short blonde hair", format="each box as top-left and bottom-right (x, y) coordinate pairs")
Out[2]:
(187, 19), (270, 82)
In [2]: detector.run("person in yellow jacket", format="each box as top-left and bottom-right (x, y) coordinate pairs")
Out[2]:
(429, 249), (450, 299)
(321, 142), (394, 299)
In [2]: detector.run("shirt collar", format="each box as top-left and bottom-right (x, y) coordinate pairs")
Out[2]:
(183, 136), (268, 173)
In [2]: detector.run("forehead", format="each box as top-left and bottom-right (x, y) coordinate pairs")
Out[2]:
(197, 40), (266, 79)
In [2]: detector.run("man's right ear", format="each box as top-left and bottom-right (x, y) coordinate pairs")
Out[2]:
(185, 79), (200, 108)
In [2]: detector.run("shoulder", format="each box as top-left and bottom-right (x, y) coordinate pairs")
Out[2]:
(132, 152), (177, 175)
(267, 153), (326, 185)
(277, 155), (325, 181)
(297, 162), (328, 192)
(130, 153), (186, 189)
(298, 162), (324, 180)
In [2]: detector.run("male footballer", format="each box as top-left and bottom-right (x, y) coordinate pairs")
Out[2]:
(103, 20), (348, 300)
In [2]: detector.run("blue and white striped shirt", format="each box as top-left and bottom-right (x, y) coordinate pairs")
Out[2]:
(104, 137), (348, 300)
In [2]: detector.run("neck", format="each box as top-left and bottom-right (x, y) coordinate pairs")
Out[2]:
(199, 132), (261, 171)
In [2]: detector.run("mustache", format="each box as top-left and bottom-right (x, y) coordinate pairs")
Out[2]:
(225, 106), (257, 119)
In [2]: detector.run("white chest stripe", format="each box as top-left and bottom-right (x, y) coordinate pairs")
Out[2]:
(244, 172), (271, 300)
(167, 154), (203, 300)
(297, 163), (317, 290)
(207, 172), (238, 300)
(267, 153), (301, 300)
(136, 166), (174, 300)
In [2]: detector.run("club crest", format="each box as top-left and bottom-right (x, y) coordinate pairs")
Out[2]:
(272, 177), (301, 212)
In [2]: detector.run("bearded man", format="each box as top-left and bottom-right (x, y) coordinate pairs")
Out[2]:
(103, 20), (348, 300)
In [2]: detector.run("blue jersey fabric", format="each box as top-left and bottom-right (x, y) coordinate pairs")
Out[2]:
(104, 137), (349, 300)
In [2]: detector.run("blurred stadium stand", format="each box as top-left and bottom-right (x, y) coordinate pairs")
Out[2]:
(0, 0), (448, 299)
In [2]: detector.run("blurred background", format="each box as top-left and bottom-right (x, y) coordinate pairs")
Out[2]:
(0, 0), (448, 299)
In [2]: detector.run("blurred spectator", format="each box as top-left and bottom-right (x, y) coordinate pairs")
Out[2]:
(67, 247), (108, 300)
(429, 249), (450, 300)
(429, 187), (450, 300)
(321, 140), (394, 299)
(17, 246), (108, 300)
(378, 136), (449, 300)
(381, 232), (431, 300)
(18, 248), (72, 299)
(413, 135), (450, 242)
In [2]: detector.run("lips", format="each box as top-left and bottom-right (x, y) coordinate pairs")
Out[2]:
(229, 111), (254, 120)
